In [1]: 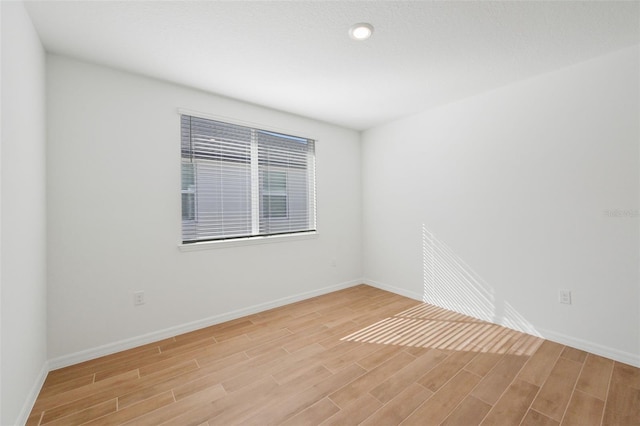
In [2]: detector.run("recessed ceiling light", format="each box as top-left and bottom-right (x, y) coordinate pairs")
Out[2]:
(349, 23), (374, 41)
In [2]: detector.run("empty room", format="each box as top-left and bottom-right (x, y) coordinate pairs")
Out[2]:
(2, 0), (639, 425)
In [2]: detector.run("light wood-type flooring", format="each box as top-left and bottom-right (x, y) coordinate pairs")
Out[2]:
(27, 285), (640, 425)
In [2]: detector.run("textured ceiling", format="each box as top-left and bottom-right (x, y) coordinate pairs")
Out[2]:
(24, 1), (640, 130)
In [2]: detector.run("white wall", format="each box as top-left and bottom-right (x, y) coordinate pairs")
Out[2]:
(1, 2), (48, 424)
(362, 46), (640, 366)
(46, 55), (362, 363)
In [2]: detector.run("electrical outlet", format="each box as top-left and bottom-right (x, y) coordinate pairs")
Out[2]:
(134, 291), (145, 306)
(559, 289), (572, 305)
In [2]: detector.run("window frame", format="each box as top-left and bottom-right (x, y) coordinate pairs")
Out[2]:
(177, 109), (318, 249)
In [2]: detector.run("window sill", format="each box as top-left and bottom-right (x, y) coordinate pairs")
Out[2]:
(178, 231), (319, 251)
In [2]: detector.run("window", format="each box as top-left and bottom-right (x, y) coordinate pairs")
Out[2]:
(181, 114), (316, 243)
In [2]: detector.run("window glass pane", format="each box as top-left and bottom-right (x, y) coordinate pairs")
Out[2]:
(181, 162), (196, 221)
(181, 162), (195, 191)
(182, 193), (195, 220)
(262, 194), (287, 218)
(264, 170), (286, 193)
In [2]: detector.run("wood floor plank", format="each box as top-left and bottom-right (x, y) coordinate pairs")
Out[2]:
(138, 351), (208, 378)
(356, 344), (405, 371)
(283, 312), (324, 333)
(186, 376), (281, 425)
(175, 318), (250, 343)
(322, 340), (382, 372)
(351, 300), (419, 325)
(478, 328), (523, 355)
(245, 326), (294, 345)
(299, 340), (365, 369)
(602, 384), (640, 426)
(93, 366), (142, 383)
(121, 378), (237, 426)
(24, 410), (43, 426)
(560, 346), (588, 364)
(84, 391), (175, 425)
(209, 363), (335, 426)
(506, 333), (544, 357)
(561, 389), (605, 426)
(42, 398), (117, 426)
(470, 354), (528, 405)
(321, 393), (382, 425)
(173, 380), (226, 402)
(222, 344), (324, 392)
(33, 369), (140, 414)
(242, 363), (367, 426)
(575, 353), (614, 400)
(79, 345), (160, 377)
(521, 409), (560, 426)
(361, 383), (433, 426)
(440, 395), (491, 426)
(107, 360), (199, 405)
(401, 370), (483, 425)
(369, 348), (447, 403)
(282, 321), (358, 353)
(158, 335), (215, 355)
(602, 362), (640, 426)
(608, 361), (640, 390)
(417, 349), (477, 392)
(183, 347), (287, 398)
(25, 285), (640, 426)
(518, 340), (564, 386)
(39, 361), (197, 423)
(464, 352), (504, 377)
(280, 398), (340, 426)
(44, 345), (160, 386)
(270, 342), (355, 384)
(37, 373), (95, 399)
(206, 319), (256, 340)
(117, 353), (242, 408)
(328, 351), (416, 408)
(241, 331), (304, 359)
(531, 357), (583, 421)
(480, 378), (539, 426)
(402, 345), (431, 358)
(276, 363), (333, 390)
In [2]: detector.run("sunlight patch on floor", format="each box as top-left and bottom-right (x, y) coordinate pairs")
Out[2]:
(341, 303), (543, 355)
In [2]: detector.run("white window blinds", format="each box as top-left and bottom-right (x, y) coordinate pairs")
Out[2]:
(181, 114), (316, 243)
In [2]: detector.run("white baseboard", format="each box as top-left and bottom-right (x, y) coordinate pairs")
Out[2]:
(364, 278), (423, 301)
(539, 328), (640, 368)
(363, 278), (640, 368)
(48, 279), (363, 370)
(14, 360), (48, 426)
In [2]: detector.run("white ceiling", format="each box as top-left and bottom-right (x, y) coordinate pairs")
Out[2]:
(24, 1), (640, 131)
